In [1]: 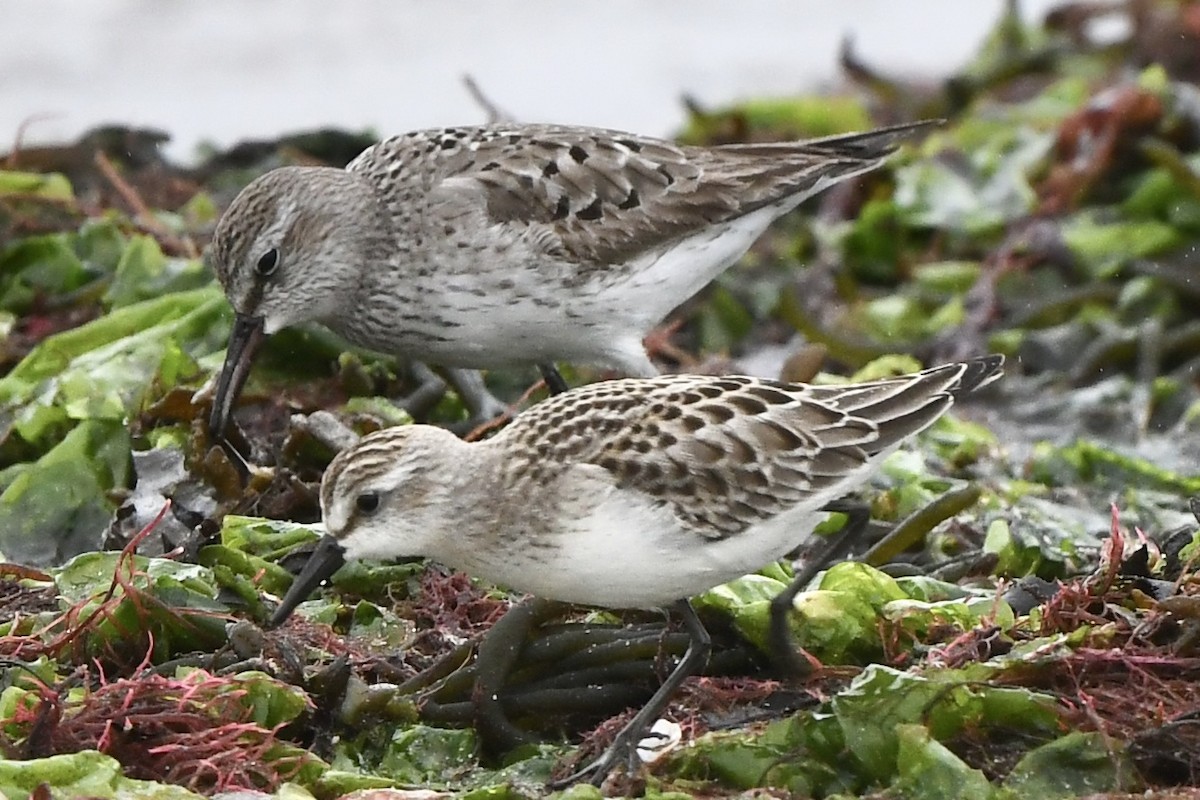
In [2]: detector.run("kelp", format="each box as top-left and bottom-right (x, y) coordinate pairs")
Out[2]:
(3, 1), (1200, 797)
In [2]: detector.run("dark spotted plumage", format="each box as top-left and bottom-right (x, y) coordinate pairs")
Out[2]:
(488, 356), (1002, 538)
(318, 355), (1003, 609)
(295, 355), (1001, 791)
(207, 121), (937, 426)
(351, 122), (933, 267)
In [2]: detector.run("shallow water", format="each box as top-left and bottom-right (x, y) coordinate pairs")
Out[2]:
(4, 0), (1060, 162)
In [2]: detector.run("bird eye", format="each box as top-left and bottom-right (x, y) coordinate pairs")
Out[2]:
(355, 491), (381, 515)
(255, 248), (280, 277)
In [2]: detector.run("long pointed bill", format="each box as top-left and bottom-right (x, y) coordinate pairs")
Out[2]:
(268, 534), (347, 627)
(208, 312), (266, 441)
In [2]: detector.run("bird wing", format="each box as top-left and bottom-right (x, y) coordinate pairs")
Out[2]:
(494, 357), (999, 541)
(495, 374), (877, 540)
(352, 122), (930, 267)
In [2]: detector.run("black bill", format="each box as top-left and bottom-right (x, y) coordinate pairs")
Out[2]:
(268, 534), (347, 627)
(208, 312), (266, 441)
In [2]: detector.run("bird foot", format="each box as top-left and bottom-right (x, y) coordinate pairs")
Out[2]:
(399, 363), (512, 428)
(548, 723), (666, 789)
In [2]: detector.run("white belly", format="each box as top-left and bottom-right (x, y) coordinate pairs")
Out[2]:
(454, 478), (827, 610)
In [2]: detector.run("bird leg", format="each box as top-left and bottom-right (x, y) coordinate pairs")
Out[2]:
(768, 501), (871, 677)
(441, 367), (512, 422)
(400, 363), (513, 427)
(399, 362), (450, 419)
(538, 363), (570, 395)
(549, 599), (711, 788)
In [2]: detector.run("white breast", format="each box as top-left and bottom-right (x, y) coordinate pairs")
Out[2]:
(461, 463), (830, 610)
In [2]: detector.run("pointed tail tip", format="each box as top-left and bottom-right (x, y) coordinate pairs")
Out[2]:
(872, 118), (945, 147)
(821, 118), (945, 157)
(956, 354), (1006, 395)
(880, 118), (946, 135)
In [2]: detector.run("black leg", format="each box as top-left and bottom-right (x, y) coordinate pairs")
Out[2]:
(768, 501), (870, 676)
(217, 436), (253, 481)
(538, 363), (570, 395)
(549, 600), (711, 788)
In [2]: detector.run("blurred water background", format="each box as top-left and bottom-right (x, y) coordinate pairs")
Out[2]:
(4, 0), (1062, 162)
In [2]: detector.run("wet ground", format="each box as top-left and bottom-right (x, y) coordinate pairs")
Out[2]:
(2, 1), (1200, 797)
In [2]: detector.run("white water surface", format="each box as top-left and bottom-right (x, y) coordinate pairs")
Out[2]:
(4, 0), (1061, 161)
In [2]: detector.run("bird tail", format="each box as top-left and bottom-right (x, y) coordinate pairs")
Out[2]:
(797, 119), (944, 157)
(812, 355), (1004, 453)
(951, 353), (1006, 395)
(707, 119), (943, 218)
(716, 119), (943, 160)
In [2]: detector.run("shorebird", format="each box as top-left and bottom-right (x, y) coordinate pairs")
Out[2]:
(205, 120), (936, 439)
(268, 355), (1003, 785)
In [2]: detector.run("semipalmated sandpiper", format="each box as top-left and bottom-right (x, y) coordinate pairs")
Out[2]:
(269, 355), (1002, 784)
